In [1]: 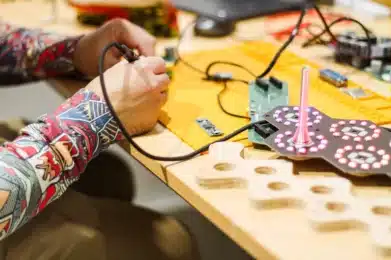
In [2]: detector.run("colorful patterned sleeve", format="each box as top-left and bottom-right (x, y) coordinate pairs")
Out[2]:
(0, 20), (83, 80)
(0, 88), (122, 239)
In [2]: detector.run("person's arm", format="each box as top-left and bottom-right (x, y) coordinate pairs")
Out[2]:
(0, 20), (83, 81)
(0, 88), (122, 239)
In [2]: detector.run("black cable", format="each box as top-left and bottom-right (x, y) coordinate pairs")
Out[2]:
(302, 17), (373, 47)
(172, 4), (309, 120)
(218, 81), (251, 120)
(173, 19), (257, 118)
(175, 20), (205, 75)
(311, 5), (339, 44)
(175, 21), (257, 83)
(303, 5), (373, 58)
(205, 61), (257, 79)
(99, 42), (263, 161)
(305, 24), (331, 46)
(256, 5), (308, 79)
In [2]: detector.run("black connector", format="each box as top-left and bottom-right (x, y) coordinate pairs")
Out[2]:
(116, 43), (139, 62)
(253, 122), (279, 139)
(269, 76), (283, 89)
(204, 72), (233, 82)
(255, 77), (269, 91)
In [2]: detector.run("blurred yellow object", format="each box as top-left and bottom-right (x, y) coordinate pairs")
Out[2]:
(372, 0), (391, 8)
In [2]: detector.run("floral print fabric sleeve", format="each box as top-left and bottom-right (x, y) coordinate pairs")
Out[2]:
(0, 19), (83, 80)
(0, 88), (122, 240)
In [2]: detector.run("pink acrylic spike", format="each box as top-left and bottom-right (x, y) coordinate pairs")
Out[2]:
(291, 66), (313, 148)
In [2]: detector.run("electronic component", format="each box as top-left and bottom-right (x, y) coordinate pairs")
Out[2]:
(195, 118), (223, 137)
(319, 68), (348, 88)
(163, 46), (177, 62)
(253, 122), (279, 139)
(381, 66), (391, 82)
(255, 77), (270, 91)
(162, 46), (177, 79)
(365, 61), (391, 83)
(370, 59), (383, 74)
(335, 31), (391, 69)
(248, 76), (289, 144)
(259, 66), (391, 177)
(340, 87), (368, 99)
(209, 72), (233, 81)
(269, 76), (283, 89)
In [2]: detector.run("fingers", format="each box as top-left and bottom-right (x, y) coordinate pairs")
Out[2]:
(111, 19), (156, 56)
(154, 73), (170, 92)
(153, 74), (169, 107)
(154, 73), (169, 107)
(136, 56), (166, 74)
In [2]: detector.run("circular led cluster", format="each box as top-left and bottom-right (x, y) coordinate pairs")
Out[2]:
(329, 120), (381, 142)
(273, 131), (328, 154)
(334, 144), (390, 170)
(272, 106), (323, 127)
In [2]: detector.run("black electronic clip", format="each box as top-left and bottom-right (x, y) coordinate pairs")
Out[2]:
(116, 43), (140, 63)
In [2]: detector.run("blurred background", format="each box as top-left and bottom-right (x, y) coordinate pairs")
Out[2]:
(0, 0), (390, 259)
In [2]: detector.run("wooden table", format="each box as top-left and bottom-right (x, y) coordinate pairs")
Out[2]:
(2, 2), (391, 259)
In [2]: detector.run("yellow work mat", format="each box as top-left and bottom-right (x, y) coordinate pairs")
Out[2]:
(159, 41), (391, 150)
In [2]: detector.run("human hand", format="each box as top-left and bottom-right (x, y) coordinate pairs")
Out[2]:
(73, 18), (156, 77)
(87, 56), (169, 136)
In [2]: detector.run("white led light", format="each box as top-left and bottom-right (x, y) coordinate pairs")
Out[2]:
(339, 158), (347, 164)
(318, 144), (326, 150)
(298, 148), (306, 153)
(345, 145), (353, 151)
(348, 162), (357, 168)
(310, 147), (318, 152)
(356, 144), (364, 150)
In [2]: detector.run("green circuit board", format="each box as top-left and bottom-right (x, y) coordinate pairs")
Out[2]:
(248, 77), (289, 145)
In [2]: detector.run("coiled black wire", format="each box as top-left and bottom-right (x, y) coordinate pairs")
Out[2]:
(98, 42), (263, 161)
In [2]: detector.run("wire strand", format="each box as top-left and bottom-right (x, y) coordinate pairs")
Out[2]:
(205, 61), (257, 79)
(217, 81), (251, 120)
(175, 20), (205, 75)
(256, 5), (308, 79)
(303, 5), (373, 58)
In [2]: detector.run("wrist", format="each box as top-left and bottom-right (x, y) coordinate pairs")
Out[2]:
(33, 35), (85, 78)
(43, 88), (123, 160)
(68, 35), (89, 79)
